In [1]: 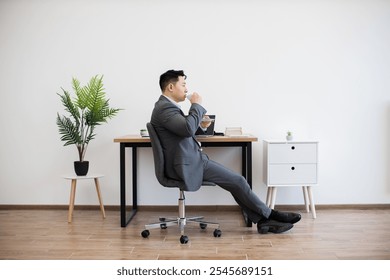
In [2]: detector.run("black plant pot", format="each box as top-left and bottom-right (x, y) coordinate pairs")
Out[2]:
(74, 161), (89, 176)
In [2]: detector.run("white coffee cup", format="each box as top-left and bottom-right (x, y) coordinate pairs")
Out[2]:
(140, 129), (148, 137)
(186, 93), (193, 101)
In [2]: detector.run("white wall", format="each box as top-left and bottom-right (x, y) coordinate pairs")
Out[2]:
(0, 0), (389, 206)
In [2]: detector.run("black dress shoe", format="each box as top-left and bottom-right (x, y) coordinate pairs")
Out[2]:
(270, 210), (301, 224)
(257, 219), (293, 234)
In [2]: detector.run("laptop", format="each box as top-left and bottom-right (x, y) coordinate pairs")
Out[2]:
(195, 115), (216, 137)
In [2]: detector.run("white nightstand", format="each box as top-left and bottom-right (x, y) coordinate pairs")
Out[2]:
(263, 140), (318, 218)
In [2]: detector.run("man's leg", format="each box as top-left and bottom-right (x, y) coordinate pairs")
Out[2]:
(202, 158), (300, 233)
(202, 158), (271, 223)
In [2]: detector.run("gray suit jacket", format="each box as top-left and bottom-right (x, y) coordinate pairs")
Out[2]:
(150, 95), (207, 191)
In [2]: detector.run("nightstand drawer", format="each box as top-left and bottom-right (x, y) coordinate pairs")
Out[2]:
(268, 143), (317, 164)
(268, 164), (317, 185)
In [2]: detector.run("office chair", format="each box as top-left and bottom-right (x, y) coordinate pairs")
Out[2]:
(141, 122), (222, 244)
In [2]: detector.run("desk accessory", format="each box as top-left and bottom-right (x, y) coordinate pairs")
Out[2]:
(225, 127), (242, 136)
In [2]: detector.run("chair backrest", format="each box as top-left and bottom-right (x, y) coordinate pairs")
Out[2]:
(146, 122), (184, 189)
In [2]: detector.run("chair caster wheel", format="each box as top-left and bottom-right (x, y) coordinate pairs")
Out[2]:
(180, 235), (189, 244)
(159, 217), (166, 222)
(160, 223), (167, 229)
(213, 229), (222, 237)
(200, 223), (207, 229)
(141, 230), (150, 238)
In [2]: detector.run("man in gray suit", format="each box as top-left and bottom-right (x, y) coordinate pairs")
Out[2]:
(151, 70), (301, 234)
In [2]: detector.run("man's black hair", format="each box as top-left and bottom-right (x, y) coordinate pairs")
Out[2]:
(159, 70), (187, 91)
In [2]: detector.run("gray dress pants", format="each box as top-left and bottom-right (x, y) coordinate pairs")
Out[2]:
(202, 155), (272, 223)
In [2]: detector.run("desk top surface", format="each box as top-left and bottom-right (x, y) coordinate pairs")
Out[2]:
(114, 134), (258, 143)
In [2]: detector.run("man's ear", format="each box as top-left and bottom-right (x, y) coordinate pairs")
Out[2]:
(167, 83), (174, 92)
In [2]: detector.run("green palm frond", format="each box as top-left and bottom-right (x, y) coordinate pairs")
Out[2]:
(58, 89), (80, 125)
(81, 75), (104, 111)
(85, 101), (120, 126)
(73, 77), (90, 110)
(56, 114), (82, 146)
(56, 75), (122, 161)
(85, 125), (96, 144)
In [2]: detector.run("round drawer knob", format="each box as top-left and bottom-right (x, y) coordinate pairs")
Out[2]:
(291, 146), (295, 150)
(291, 166), (295, 170)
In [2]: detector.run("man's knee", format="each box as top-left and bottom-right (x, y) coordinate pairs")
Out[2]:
(232, 174), (250, 190)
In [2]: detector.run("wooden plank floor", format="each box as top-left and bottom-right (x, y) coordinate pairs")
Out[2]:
(0, 208), (389, 260)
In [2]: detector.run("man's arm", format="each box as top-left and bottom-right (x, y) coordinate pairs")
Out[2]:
(162, 103), (207, 137)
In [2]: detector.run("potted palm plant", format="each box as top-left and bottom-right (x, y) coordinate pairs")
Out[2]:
(56, 75), (121, 175)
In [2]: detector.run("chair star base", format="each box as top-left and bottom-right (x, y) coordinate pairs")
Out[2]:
(141, 190), (222, 244)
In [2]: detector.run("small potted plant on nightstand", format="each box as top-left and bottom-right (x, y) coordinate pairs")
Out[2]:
(286, 131), (293, 141)
(56, 75), (121, 176)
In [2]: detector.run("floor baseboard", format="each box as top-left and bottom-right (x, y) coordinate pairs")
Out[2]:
(0, 204), (389, 211)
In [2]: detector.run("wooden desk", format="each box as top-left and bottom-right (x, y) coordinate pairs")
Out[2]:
(113, 134), (258, 227)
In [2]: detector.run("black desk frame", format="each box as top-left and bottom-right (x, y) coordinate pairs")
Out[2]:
(119, 140), (253, 227)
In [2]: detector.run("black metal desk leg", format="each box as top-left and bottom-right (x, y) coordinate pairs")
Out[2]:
(246, 142), (253, 226)
(247, 142), (252, 187)
(120, 144), (138, 227)
(120, 143), (126, 227)
(241, 143), (253, 227)
(132, 146), (138, 210)
(241, 144), (247, 179)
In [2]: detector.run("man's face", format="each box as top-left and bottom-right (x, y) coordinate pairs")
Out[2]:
(170, 76), (188, 102)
